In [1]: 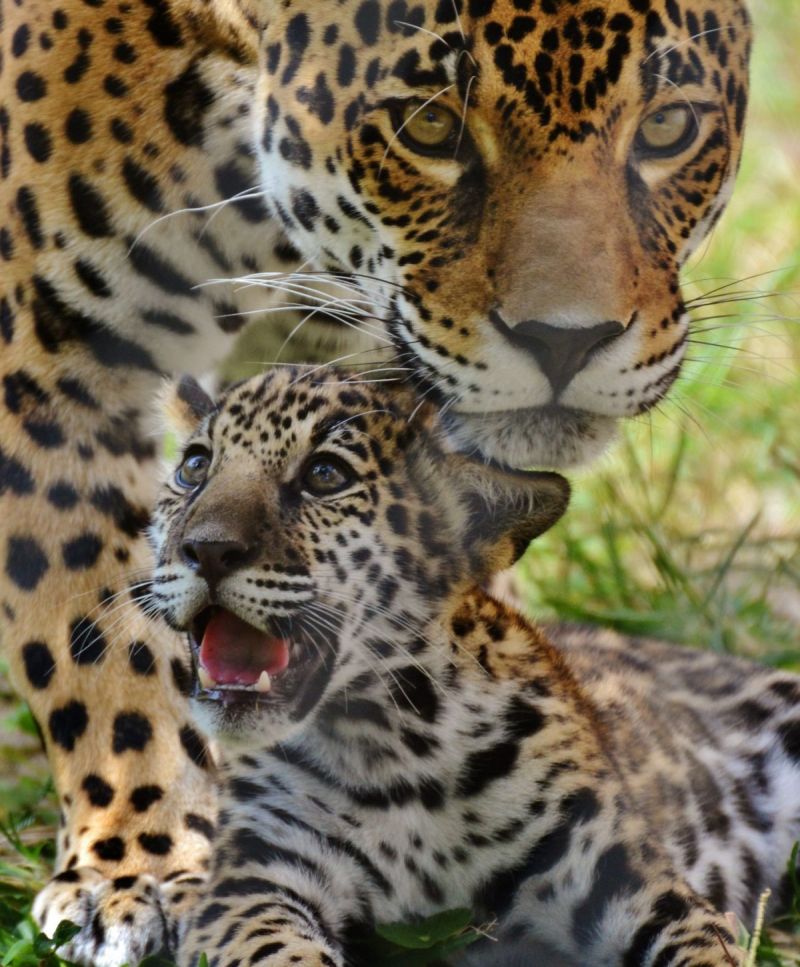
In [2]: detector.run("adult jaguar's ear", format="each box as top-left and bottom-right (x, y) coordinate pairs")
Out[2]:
(443, 454), (570, 573)
(159, 376), (215, 442)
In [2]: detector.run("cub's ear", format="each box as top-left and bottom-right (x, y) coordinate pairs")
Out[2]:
(443, 454), (570, 573)
(159, 375), (215, 443)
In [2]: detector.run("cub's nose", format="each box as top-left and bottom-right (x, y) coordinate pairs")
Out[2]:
(181, 539), (255, 587)
(491, 312), (626, 396)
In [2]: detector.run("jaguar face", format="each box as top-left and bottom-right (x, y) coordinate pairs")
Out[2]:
(248, 0), (751, 467)
(149, 370), (568, 742)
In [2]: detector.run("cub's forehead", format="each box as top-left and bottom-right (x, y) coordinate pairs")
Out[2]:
(207, 370), (409, 459)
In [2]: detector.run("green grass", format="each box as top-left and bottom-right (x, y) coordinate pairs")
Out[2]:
(1, 0), (798, 963)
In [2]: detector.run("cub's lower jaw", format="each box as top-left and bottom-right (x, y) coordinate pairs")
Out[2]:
(185, 605), (334, 740)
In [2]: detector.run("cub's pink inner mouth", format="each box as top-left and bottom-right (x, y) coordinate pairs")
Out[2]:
(198, 609), (290, 687)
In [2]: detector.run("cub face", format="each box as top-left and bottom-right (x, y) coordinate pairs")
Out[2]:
(220, 0), (753, 466)
(149, 370), (568, 742)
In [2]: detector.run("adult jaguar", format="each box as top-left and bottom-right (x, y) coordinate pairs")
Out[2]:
(0, 0), (751, 963)
(146, 367), (795, 967)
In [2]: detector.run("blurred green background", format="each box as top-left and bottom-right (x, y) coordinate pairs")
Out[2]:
(0, 0), (798, 962)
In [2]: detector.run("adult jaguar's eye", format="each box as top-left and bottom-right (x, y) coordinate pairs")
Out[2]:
(176, 448), (211, 489)
(395, 99), (458, 154)
(301, 455), (355, 497)
(636, 105), (698, 158)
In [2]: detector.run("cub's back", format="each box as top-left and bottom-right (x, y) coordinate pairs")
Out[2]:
(551, 624), (800, 917)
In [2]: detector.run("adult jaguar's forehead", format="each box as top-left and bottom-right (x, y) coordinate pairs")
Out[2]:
(269, 0), (750, 146)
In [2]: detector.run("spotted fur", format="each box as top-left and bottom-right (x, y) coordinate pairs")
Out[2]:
(147, 368), (800, 967)
(1, 1), (752, 962)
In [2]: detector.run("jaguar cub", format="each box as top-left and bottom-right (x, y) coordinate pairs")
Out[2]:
(150, 368), (800, 967)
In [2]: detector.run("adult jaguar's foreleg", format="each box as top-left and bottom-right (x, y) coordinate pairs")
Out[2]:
(0, 1), (280, 961)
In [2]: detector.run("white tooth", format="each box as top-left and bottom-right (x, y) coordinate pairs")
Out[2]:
(255, 670), (272, 693)
(198, 666), (215, 690)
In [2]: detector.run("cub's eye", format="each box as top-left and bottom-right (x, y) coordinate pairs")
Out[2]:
(395, 99), (459, 154)
(636, 105), (698, 158)
(176, 448), (211, 489)
(301, 455), (355, 497)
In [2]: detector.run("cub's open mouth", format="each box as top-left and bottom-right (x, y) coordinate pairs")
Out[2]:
(188, 607), (321, 706)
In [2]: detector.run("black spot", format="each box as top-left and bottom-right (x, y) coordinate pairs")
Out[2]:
(705, 864), (728, 910)
(401, 728), (437, 757)
(164, 61), (215, 147)
(143, 0), (183, 47)
(110, 118), (134, 144)
(185, 813), (216, 840)
(113, 876), (137, 890)
(12, 25), (31, 57)
(505, 695), (546, 739)
(0, 447), (35, 496)
(126, 239), (196, 297)
(456, 740), (519, 797)
(0, 297), (15, 344)
(171, 657), (193, 696)
(89, 484), (150, 537)
(48, 481), (80, 510)
(95, 415), (156, 463)
(778, 720), (800, 762)
(49, 700), (88, 751)
(337, 44), (356, 87)
(82, 774), (115, 807)
(355, 0), (381, 45)
(64, 107), (92, 144)
(63, 533), (103, 570)
(17, 71), (47, 102)
(296, 72), (335, 125)
(113, 712), (153, 753)
(140, 308), (195, 335)
(24, 123), (53, 163)
(6, 536), (49, 591)
(54, 870), (81, 883)
(138, 832), (173, 855)
(17, 187), (44, 249)
(180, 724), (210, 769)
(282, 14), (310, 85)
(114, 41), (137, 64)
(103, 74), (129, 98)
(63, 50), (90, 85)
(23, 419), (65, 449)
(389, 666), (439, 722)
(386, 503), (408, 535)
(22, 641), (55, 689)
(93, 837), (125, 861)
(3, 369), (49, 416)
(130, 784), (164, 812)
(68, 175), (113, 237)
(128, 640), (156, 675)
(0, 228), (14, 260)
(75, 259), (112, 298)
(70, 616), (107, 664)
(213, 161), (268, 223)
(122, 157), (164, 212)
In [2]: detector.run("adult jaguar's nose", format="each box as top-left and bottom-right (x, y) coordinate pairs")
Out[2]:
(181, 539), (256, 588)
(490, 311), (626, 396)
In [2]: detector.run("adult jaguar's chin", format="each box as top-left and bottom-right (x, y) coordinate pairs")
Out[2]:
(443, 407), (619, 470)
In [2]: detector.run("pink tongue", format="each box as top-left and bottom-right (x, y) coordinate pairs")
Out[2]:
(199, 610), (290, 686)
